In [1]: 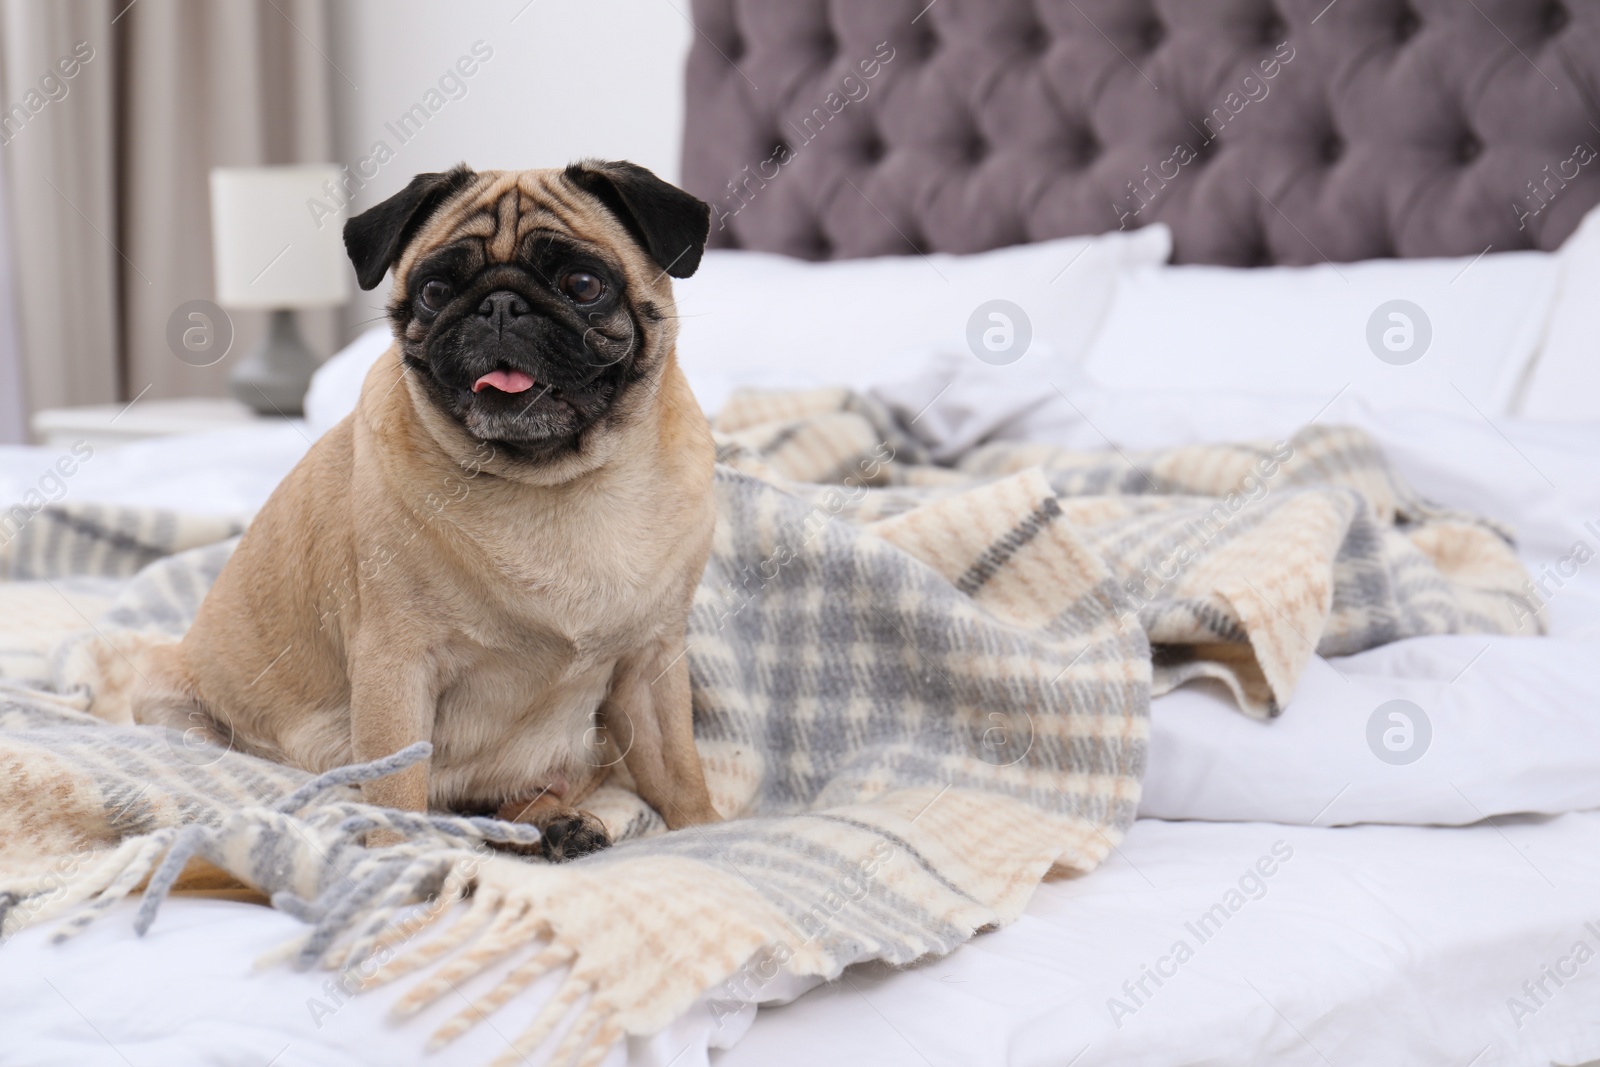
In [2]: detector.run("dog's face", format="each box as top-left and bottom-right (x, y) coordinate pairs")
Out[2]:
(343, 162), (709, 458)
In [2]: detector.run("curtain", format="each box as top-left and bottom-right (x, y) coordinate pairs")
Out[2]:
(0, 0), (334, 431)
(0, 0), (119, 422)
(0, 118), (26, 442)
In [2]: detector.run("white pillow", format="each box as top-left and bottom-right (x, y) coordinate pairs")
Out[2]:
(672, 226), (1173, 413)
(1081, 252), (1561, 416)
(1517, 202), (1600, 422)
(304, 325), (392, 439)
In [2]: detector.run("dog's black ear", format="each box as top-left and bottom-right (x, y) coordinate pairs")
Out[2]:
(343, 166), (476, 290)
(564, 160), (711, 279)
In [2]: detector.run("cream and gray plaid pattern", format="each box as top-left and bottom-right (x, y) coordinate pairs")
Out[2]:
(0, 389), (1537, 1066)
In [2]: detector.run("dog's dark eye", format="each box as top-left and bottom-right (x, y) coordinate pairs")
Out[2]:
(418, 279), (453, 311)
(560, 271), (604, 304)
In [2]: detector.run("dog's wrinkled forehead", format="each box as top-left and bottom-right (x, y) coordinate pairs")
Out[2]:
(341, 161), (711, 295)
(395, 170), (617, 286)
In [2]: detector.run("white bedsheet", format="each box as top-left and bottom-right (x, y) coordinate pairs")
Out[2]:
(716, 815), (1600, 1067)
(0, 423), (312, 518)
(5, 815), (1599, 1066)
(0, 894), (705, 1067)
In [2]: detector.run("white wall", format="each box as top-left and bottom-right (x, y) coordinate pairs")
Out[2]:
(327, 0), (692, 337)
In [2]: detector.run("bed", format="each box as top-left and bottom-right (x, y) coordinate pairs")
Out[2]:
(5, 1), (1600, 1065)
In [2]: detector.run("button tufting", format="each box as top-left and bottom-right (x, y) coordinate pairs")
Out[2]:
(684, 0), (1600, 265)
(1543, 0), (1569, 35)
(1079, 129), (1101, 163)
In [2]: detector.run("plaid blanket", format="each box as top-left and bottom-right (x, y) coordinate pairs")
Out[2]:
(0, 389), (1538, 1065)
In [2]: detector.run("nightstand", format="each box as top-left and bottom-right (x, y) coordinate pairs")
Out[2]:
(30, 397), (286, 450)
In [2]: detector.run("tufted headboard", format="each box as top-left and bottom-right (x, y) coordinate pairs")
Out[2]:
(681, 0), (1600, 265)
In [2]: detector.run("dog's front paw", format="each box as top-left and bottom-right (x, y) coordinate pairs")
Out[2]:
(539, 810), (610, 862)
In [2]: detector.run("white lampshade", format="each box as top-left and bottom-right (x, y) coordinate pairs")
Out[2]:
(210, 165), (351, 308)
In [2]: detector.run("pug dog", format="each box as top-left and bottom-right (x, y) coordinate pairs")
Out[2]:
(133, 161), (721, 859)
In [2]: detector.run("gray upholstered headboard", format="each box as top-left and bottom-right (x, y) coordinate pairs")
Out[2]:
(681, 0), (1600, 265)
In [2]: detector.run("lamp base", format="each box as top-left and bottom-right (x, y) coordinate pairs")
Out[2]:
(229, 309), (318, 417)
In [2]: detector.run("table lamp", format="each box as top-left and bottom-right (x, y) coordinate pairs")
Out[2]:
(210, 165), (350, 416)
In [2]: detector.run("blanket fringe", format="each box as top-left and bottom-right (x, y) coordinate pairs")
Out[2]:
(272, 741), (436, 814)
(534, 1004), (614, 1067)
(393, 898), (540, 1017)
(36, 753), (1131, 1067)
(328, 854), (458, 972)
(341, 861), (474, 978)
(46, 741), (542, 957)
(431, 941), (577, 1046)
(357, 884), (507, 990)
(50, 831), (177, 943)
(495, 971), (597, 1064)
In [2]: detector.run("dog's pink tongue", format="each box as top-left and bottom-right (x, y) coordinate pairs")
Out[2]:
(472, 369), (535, 394)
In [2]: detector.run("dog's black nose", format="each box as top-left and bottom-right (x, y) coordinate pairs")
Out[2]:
(478, 290), (530, 326)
